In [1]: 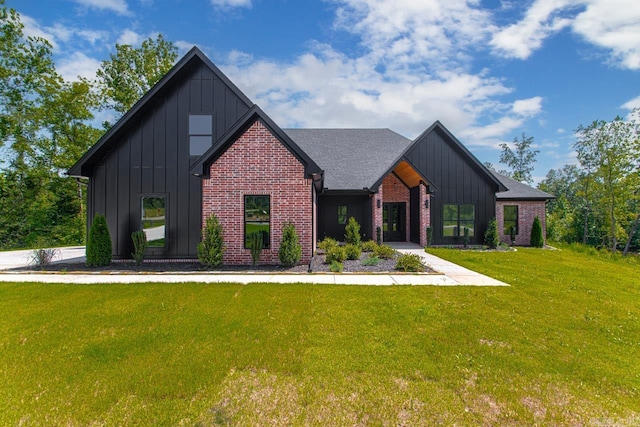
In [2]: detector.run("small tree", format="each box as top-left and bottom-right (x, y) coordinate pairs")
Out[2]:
(248, 231), (263, 266)
(463, 227), (470, 249)
(510, 226), (517, 245)
(344, 217), (361, 246)
(131, 230), (148, 265)
(198, 213), (225, 268)
(530, 216), (544, 248)
(86, 214), (112, 267)
(279, 222), (302, 267)
(484, 218), (499, 249)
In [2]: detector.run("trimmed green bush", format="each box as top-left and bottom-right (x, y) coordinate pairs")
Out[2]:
(484, 218), (499, 249)
(86, 214), (112, 267)
(361, 240), (378, 252)
(374, 244), (395, 259)
(344, 217), (361, 246)
(463, 227), (470, 248)
(198, 214), (225, 268)
(317, 236), (338, 253)
(329, 260), (343, 273)
(279, 222), (302, 267)
(361, 255), (379, 266)
(395, 253), (425, 272)
(248, 231), (263, 266)
(426, 226), (433, 247)
(325, 245), (346, 263)
(531, 216), (544, 248)
(510, 225), (517, 245)
(344, 243), (362, 260)
(131, 230), (148, 265)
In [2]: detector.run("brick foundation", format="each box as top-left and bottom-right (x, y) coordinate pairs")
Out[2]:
(202, 120), (313, 265)
(496, 200), (547, 246)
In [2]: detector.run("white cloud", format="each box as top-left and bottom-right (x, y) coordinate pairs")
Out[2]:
(175, 40), (198, 56)
(621, 95), (640, 110)
(71, 0), (131, 16)
(210, 0), (252, 9)
(117, 29), (144, 45)
(490, 0), (575, 59)
(21, 15), (59, 47)
(57, 51), (102, 82)
(512, 97), (543, 117)
(572, 0), (640, 69)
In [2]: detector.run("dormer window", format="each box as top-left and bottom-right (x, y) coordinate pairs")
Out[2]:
(189, 114), (212, 156)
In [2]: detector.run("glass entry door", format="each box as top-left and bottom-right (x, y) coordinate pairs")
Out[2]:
(383, 202), (406, 242)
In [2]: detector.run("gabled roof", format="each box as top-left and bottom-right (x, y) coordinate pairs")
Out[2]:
(68, 46), (253, 178)
(412, 121), (508, 192)
(190, 105), (324, 185)
(284, 128), (412, 191)
(491, 171), (554, 200)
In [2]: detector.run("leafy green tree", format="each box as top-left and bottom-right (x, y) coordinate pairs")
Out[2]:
(484, 218), (499, 249)
(344, 217), (361, 246)
(86, 214), (112, 267)
(499, 133), (539, 184)
(278, 222), (302, 267)
(530, 216), (544, 248)
(198, 214), (225, 268)
(96, 34), (178, 119)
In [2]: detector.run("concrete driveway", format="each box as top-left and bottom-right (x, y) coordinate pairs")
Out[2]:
(0, 246), (85, 270)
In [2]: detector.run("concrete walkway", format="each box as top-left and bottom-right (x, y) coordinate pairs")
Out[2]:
(0, 245), (508, 286)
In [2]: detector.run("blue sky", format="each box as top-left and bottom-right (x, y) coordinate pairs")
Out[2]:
(10, 0), (640, 182)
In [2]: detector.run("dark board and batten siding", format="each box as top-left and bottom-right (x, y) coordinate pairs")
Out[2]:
(405, 127), (497, 245)
(88, 61), (251, 258)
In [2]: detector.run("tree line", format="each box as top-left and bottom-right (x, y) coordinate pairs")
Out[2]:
(0, 2), (177, 249)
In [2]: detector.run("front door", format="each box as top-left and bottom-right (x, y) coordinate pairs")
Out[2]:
(383, 202), (406, 242)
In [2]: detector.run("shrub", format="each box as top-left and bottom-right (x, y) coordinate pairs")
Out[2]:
(395, 253), (425, 272)
(463, 227), (470, 248)
(344, 243), (361, 260)
(86, 214), (112, 267)
(484, 218), (499, 249)
(198, 213), (225, 268)
(279, 222), (302, 267)
(248, 231), (263, 266)
(344, 217), (361, 246)
(131, 230), (148, 265)
(531, 216), (544, 248)
(376, 226), (382, 245)
(325, 245), (346, 263)
(317, 236), (338, 253)
(510, 226), (517, 245)
(361, 240), (378, 252)
(426, 226), (433, 247)
(361, 255), (379, 266)
(329, 260), (343, 273)
(29, 241), (60, 268)
(374, 244), (396, 259)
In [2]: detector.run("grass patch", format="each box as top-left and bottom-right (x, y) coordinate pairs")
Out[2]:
(1, 243), (639, 424)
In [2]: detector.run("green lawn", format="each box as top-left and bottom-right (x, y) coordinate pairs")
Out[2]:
(1, 244), (639, 425)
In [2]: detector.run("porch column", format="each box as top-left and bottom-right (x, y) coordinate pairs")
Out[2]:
(372, 188), (383, 243)
(419, 182), (430, 246)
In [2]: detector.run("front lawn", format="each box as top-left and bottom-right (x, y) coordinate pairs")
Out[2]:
(1, 244), (638, 425)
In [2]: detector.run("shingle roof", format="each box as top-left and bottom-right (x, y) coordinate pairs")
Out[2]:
(491, 171), (554, 200)
(284, 128), (412, 191)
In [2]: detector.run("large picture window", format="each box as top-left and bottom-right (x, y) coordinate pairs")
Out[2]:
(443, 204), (475, 237)
(244, 195), (270, 249)
(504, 205), (518, 235)
(141, 196), (166, 248)
(189, 114), (212, 156)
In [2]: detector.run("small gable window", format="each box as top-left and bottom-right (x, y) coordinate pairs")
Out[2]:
(244, 195), (270, 249)
(504, 205), (518, 235)
(189, 114), (212, 156)
(338, 206), (347, 225)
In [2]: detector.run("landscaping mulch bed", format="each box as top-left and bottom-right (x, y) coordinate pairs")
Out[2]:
(14, 249), (436, 274)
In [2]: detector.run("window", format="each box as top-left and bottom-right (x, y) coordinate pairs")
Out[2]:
(338, 206), (347, 224)
(443, 204), (475, 237)
(189, 114), (212, 156)
(141, 196), (166, 248)
(244, 195), (270, 249)
(504, 205), (518, 235)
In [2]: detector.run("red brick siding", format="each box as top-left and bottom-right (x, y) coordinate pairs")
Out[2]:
(372, 190), (383, 242)
(202, 120), (313, 265)
(496, 200), (547, 246)
(419, 183), (430, 246)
